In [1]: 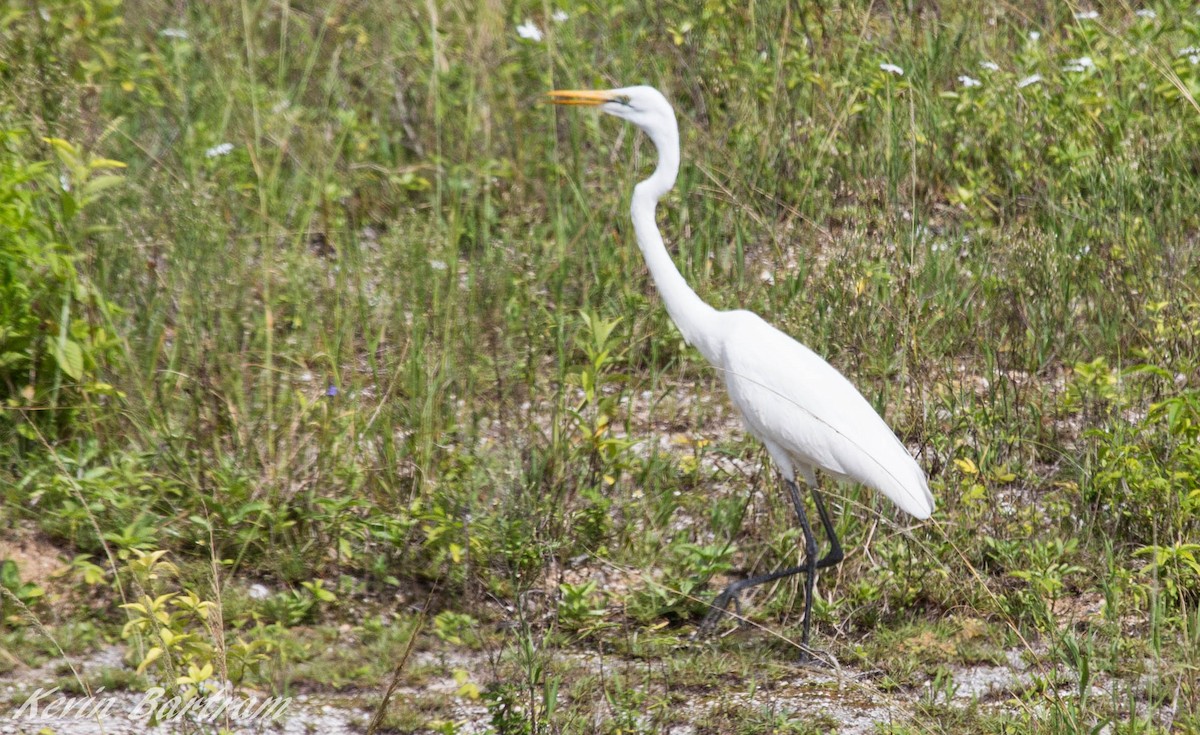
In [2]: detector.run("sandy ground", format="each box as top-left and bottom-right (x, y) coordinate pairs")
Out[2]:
(1, 635), (1138, 734)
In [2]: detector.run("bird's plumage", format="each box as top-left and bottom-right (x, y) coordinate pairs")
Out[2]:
(549, 83), (932, 653)
(712, 310), (933, 519)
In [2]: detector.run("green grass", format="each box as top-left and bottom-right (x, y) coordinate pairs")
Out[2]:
(2, 0), (1200, 732)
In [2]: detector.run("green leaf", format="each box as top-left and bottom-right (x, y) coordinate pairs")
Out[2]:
(42, 137), (80, 169)
(0, 560), (19, 588)
(88, 157), (127, 170)
(61, 192), (78, 221)
(49, 338), (84, 380)
(136, 646), (163, 675)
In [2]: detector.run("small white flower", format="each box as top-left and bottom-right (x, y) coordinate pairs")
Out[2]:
(1017, 74), (1044, 88)
(980, 61), (1000, 71)
(1191, 55), (1200, 65)
(1180, 47), (1200, 56)
(159, 28), (189, 39)
(880, 62), (904, 76)
(516, 19), (543, 41)
(248, 583), (271, 600)
(1073, 10), (1099, 20)
(1135, 9), (1156, 19)
(59, 174), (70, 192)
(429, 259), (448, 271)
(1029, 31), (1041, 41)
(205, 142), (233, 158)
(1063, 56), (1095, 72)
(958, 75), (982, 88)
(551, 9), (568, 22)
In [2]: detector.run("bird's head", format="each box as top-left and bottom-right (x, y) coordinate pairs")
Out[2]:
(548, 85), (676, 140)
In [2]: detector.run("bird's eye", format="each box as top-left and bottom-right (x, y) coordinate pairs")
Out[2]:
(614, 95), (632, 106)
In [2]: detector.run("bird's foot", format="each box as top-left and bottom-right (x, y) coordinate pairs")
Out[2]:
(797, 647), (834, 669)
(695, 589), (745, 638)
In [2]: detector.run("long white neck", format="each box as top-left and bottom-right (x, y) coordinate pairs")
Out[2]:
(630, 117), (721, 363)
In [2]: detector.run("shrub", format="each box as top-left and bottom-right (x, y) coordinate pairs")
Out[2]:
(0, 132), (122, 442)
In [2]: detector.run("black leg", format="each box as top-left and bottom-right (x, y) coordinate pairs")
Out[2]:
(700, 477), (844, 655)
(810, 482), (844, 570)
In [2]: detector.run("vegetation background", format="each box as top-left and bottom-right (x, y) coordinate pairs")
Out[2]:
(1, 0), (1199, 732)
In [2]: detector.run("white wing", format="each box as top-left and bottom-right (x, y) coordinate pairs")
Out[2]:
(714, 310), (934, 519)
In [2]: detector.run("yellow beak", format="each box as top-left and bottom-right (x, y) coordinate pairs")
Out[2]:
(546, 89), (616, 106)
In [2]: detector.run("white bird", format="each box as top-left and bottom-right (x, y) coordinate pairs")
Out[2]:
(548, 86), (933, 658)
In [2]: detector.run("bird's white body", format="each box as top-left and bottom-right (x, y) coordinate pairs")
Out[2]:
(550, 83), (933, 651)
(692, 309), (932, 519)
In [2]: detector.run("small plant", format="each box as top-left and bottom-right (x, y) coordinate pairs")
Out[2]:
(60, 554), (107, 586)
(629, 541), (735, 622)
(300, 578), (338, 607)
(0, 132), (123, 440)
(118, 550), (219, 705)
(923, 665), (957, 706)
(483, 682), (533, 735)
(556, 580), (608, 636)
(12, 446), (183, 556)
(432, 611), (479, 647)
(569, 485), (614, 552)
(565, 311), (634, 486)
(259, 580), (337, 627)
(417, 499), (482, 587)
(1086, 387), (1200, 547)
(1066, 357), (1121, 417)
(1057, 632), (1095, 714)
(500, 627), (559, 735)
(224, 635), (274, 685)
(988, 537), (1086, 630)
(0, 559), (45, 625)
(1134, 543), (1200, 609)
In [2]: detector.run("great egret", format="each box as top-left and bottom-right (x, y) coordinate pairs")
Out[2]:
(548, 86), (933, 657)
